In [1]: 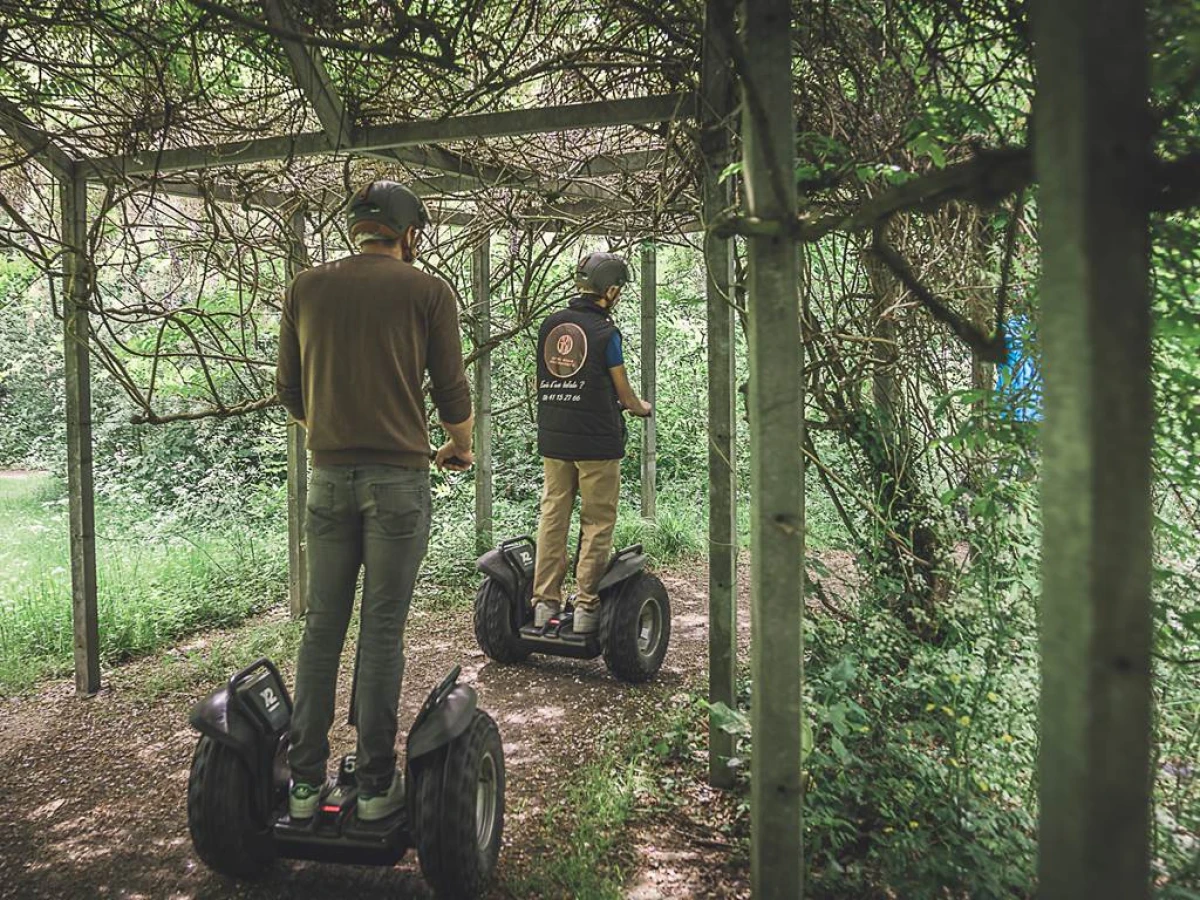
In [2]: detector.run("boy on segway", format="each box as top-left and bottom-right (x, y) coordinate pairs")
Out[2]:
(532, 252), (652, 634)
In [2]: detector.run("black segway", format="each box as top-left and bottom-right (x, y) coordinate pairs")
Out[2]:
(474, 536), (671, 682)
(186, 657), (503, 898)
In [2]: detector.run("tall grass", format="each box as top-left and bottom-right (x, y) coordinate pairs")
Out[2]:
(503, 744), (651, 899)
(0, 467), (716, 693)
(0, 473), (287, 692)
(0, 460), (815, 693)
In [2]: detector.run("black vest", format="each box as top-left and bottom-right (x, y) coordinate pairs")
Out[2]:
(537, 296), (626, 460)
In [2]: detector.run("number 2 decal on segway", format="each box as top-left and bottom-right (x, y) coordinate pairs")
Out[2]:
(259, 686), (280, 713)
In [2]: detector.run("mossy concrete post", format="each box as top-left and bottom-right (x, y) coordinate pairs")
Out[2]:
(285, 208), (309, 618)
(474, 233), (494, 554)
(61, 171), (100, 695)
(640, 242), (657, 521)
(702, 0), (738, 790)
(1033, 0), (1153, 897)
(741, 0), (805, 893)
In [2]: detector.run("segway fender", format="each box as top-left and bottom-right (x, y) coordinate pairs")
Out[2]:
(407, 684), (478, 761)
(189, 687), (261, 771)
(597, 545), (647, 593)
(477, 549), (517, 596)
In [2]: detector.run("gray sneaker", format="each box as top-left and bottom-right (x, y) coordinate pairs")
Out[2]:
(357, 772), (405, 822)
(573, 605), (600, 634)
(534, 600), (561, 627)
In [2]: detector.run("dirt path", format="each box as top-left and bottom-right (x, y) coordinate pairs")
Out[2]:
(0, 559), (762, 900)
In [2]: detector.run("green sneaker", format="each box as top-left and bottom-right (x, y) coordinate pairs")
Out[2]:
(288, 780), (321, 820)
(357, 772), (405, 822)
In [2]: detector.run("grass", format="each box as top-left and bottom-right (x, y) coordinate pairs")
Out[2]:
(503, 739), (652, 899)
(0, 466), (715, 694)
(421, 483), (711, 590)
(0, 472), (287, 693)
(502, 698), (700, 900)
(0, 464), (827, 695)
(131, 611), (304, 700)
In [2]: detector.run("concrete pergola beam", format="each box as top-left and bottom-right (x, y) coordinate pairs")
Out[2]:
(565, 149), (669, 178)
(473, 233), (494, 554)
(260, 0), (351, 148)
(284, 209), (310, 619)
(742, 0), (805, 894)
(142, 176), (697, 236)
(640, 243), (657, 520)
(61, 172), (101, 696)
(701, 0), (738, 792)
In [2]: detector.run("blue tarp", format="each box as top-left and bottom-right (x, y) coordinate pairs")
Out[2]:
(994, 315), (1042, 421)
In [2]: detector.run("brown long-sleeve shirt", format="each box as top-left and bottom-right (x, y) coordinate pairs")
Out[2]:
(275, 253), (472, 469)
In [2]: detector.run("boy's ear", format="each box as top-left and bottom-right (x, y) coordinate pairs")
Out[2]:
(402, 226), (421, 260)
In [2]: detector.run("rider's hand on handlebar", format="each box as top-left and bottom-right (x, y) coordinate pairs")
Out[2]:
(435, 441), (474, 471)
(618, 398), (652, 417)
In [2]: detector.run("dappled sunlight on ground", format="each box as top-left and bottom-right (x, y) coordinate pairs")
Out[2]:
(0, 554), (775, 898)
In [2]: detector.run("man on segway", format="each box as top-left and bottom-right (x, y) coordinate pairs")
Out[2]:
(532, 251), (652, 634)
(275, 180), (474, 822)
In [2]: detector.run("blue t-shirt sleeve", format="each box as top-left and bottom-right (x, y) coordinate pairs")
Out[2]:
(605, 330), (625, 368)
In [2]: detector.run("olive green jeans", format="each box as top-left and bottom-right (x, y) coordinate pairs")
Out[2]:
(288, 464), (431, 795)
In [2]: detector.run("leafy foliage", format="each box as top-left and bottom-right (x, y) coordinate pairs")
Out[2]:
(0, 0), (1198, 894)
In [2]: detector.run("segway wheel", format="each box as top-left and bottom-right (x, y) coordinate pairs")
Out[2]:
(186, 735), (275, 878)
(410, 710), (505, 899)
(473, 578), (531, 664)
(601, 572), (671, 683)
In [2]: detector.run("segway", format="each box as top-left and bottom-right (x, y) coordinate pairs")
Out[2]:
(186, 657), (503, 898)
(474, 536), (671, 682)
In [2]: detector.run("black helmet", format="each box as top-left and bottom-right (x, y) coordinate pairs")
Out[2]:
(576, 251), (631, 294)
(346, 180), (430, 243)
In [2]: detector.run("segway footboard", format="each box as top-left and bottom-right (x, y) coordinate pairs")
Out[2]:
(517, 616), (602, 658)
(274, 794), (411, 866)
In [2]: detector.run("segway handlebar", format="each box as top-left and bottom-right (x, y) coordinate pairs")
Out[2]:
(427, 448), (471, 469)
(618, 401), (652, 419)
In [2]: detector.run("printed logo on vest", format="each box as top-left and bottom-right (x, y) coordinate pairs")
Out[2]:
(545, 322), (588, 378)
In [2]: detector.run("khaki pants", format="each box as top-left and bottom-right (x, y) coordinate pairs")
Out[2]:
(533, 458), (621, 611)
